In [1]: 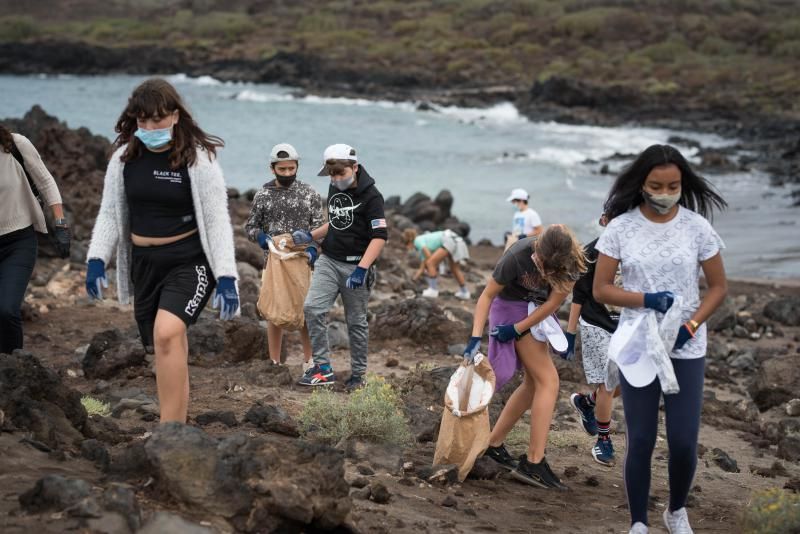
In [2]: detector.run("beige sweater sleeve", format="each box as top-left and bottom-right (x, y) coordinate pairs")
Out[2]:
(12, 134), (62, 206)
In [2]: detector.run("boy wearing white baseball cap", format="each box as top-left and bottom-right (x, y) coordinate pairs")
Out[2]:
(292, 143), (388, 391)
(244, 143), (324, 369)
(507, 188), (543, 242)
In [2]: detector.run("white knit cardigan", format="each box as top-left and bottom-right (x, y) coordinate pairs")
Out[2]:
(87, 144), (238, 305)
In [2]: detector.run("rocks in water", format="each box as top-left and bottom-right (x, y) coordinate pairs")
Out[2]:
(144, 423), (350, 529)
(244, 402), (299, 437)
(0, 351), (87, 449)
(711, 448), (740, 473)
(195, 410), (238, 428)
(19, 474), (91, 513)
(787, 399), (800, 417)
(371, 297), (464, 350)
(763, 297), (800, 326)
(82, 329), (146, 380)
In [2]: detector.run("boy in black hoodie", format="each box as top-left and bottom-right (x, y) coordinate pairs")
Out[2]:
(292, 144), (387, 390)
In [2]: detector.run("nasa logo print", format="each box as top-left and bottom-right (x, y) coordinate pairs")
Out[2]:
(328, 192), (361, 231)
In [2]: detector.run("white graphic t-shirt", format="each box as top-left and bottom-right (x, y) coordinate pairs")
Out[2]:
(596, 206), (724, 359)
(512, 208), (542, 236)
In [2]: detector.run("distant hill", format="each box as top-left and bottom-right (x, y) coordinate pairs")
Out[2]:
(1, 0), (799, 115)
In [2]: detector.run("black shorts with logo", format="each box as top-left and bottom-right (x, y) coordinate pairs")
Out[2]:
(131, 232), (216, 348)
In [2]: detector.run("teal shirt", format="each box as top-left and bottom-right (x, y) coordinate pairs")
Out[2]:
(413, 231), (444, 259)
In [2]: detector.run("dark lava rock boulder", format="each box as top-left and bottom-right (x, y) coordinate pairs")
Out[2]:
(144, 423), (350, 531)
(82, 329), (146, 380)
(748, 352), (800, 411)
(0, 351), (87, 448)
(371, 297), (465, 350)
(763, 297), (800, 326)
(19, 474), (91, 513)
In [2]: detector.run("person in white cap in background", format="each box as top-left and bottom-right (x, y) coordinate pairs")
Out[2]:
(508, 188), (543, 240)
(291, 144), (387, 391)
(244, 143), (324, 370)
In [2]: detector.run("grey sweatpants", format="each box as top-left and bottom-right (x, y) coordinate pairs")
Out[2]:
(304, 254), (373, 377)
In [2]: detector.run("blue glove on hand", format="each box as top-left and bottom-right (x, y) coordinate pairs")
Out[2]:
(673, 324), (694, 351)
(86, 259), (108, 300)
(292, 229), (313, 245)
(644, 291), (675, 313)
(306, 246), (318, 267)
(256, 230), (271, 250)
(561, 331), (577, 361)
(346, 266), (367, 289)
(213, 276), (239, 320)
(490, 323), (521, 343)
(517, 233), (527, 241)
(463, 336), (482, 362)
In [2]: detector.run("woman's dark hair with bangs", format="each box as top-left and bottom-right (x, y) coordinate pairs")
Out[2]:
(603, 144), (727, 221)
(114, 78), (223, 169)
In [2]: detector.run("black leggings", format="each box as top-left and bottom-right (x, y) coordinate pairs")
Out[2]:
(620, 357), (705, 526)
(0, 226), (37, 354)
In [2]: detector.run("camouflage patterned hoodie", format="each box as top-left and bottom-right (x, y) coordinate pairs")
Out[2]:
(244, 179), (325, 254)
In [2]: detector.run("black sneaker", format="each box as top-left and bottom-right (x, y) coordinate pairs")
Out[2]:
(483, 444), (518, 471)
(570, 392), (598, 436)
(511, 455), (569, 491)
(344, 374), (364, 392)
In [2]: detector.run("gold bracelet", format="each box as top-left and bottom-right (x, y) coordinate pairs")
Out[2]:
(687, 319), (700, 335)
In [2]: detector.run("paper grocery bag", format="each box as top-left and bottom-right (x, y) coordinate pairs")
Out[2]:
(256, 233), (312, 331)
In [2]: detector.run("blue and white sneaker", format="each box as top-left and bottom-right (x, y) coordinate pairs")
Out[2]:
(570, 392), (598, 436)
(592, 436), (615, 466)
(298, 365), (335, 386)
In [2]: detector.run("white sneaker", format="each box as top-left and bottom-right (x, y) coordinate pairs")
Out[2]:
(454, 287), (471, 300)
(629, 522), (648, 534)
(663, 508), (693, 534)
(422, 287), (439, 298)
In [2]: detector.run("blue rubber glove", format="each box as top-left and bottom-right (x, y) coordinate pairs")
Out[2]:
(292, 229), (313, 245)
(490, 323), (521, 343)
(213, 276), (239, 320)
(517, 233), (527, 240)
(644, 291), (675, 313)
(673, 324), (694, 351)
(306, 246), (318, 266)
(561, 331), (577, 361)
(346, 266), (367, 289)
(256, 230), (271, 250)
(463, 336), (482, 362)
(85, 259), (108, 300)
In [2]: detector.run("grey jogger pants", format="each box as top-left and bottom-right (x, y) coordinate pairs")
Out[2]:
(304, 254), (374, 377)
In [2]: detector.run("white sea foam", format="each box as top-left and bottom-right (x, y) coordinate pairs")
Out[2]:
(431, 102), (526, 126)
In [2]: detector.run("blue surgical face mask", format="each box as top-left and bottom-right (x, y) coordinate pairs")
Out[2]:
(135, 124), (173, 150)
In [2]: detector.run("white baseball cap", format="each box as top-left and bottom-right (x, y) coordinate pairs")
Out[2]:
(317, 143), (358, 176)
(270, 143), (300, 163)
(506, 188), (529, 202)
(607, 314), (658, 388)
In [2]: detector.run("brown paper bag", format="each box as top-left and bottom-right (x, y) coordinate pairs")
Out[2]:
(256, 233), (312, 331)
(433, 355), (496, 481)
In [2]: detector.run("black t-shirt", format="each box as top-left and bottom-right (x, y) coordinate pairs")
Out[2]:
(123, 149), (197, 238)
(492, 236), (551, 304)
(321, 165), (388, 264)
(572, 238), (619, 333)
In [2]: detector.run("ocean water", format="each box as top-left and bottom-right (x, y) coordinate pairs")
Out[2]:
(0, 74), (796, 279)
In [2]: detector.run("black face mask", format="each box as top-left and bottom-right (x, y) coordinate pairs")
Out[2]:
(276, 174), (296, 186)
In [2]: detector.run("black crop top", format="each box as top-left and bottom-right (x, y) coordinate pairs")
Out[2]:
(123, 149), (197, 237)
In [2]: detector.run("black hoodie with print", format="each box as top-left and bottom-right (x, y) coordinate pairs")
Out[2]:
(322, 165), (387, 264)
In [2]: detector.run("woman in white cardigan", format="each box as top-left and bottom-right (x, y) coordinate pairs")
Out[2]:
(86, 78), (239, 423)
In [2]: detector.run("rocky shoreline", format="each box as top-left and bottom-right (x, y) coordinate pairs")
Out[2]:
(1, 107), (799, 532)
(1, 39), (799, 197)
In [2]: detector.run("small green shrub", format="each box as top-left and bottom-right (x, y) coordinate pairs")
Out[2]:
(81, 395), (111, 417)
(300, 375), (411, 447)
(741, 488), (800, 534)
